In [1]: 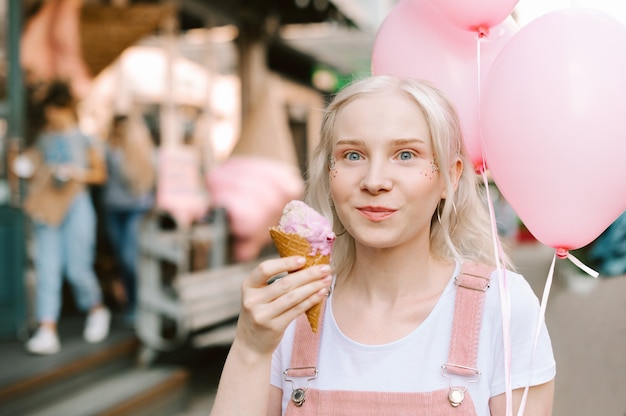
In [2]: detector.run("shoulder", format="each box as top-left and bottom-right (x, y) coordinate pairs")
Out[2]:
(486, 268), (540, 310)
(479, 268), (556, 391)
(458, 261), (540, 309)
(482, 267), (549, 352)
(478, 267), (541, 326)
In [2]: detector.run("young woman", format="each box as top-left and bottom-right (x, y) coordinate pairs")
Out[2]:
(103, 113), (156, 324)
(23, 80), (110, 355)
(210, 76), (556, 415)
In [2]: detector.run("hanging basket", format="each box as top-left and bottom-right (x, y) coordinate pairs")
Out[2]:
(79, 3), (176, 76)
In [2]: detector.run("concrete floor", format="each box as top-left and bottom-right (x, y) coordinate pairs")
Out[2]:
(178, 241), (626, 416)
(514, 243), (626, 416)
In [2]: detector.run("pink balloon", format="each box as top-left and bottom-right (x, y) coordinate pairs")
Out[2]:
(481, 8), (626, 251)
(372, 0), (517, 171)
(429, 0), (519, 34)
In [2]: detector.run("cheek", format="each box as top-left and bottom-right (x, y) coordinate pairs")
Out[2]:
(418, 161), (439, 180)
(329, 168), (348, 204)
(403, 174), (446, 205)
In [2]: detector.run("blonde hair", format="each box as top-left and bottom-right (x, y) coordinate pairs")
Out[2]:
(108, 113), (156, 195)
(305, 75), (510, 278)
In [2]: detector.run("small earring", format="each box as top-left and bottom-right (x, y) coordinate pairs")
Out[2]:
(436, 200), (458, 234)
(329, 156), (336, 170)
(436, 202), (443, 226)
(450, 201), (458, 234)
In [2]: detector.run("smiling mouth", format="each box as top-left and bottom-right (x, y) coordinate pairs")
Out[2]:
(357, 207), (396, 222)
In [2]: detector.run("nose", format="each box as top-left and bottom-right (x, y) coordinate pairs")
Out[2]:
(360, 158), (392, 194)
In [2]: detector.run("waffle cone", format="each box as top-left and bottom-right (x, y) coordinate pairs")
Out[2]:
(269, 227), (330, 332)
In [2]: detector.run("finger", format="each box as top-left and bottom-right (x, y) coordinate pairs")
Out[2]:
(242, 264), (332, 322)
(268, 264), (331, 293)
(267, 279), (333, 329)
(267, 270), (332, 312)
(246, 256), (306, 287)
(246, 263), (332, 310)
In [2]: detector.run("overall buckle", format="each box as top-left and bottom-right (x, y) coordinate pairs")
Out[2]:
(441, 363), (481, 407)
(283, 366), (318, 407)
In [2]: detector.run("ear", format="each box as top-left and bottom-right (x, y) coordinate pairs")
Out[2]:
(440, 157), (463, 199)
(451, 157), (463, 190)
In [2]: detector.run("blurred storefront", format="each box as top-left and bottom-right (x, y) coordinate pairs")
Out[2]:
(0, 0), (389, 339)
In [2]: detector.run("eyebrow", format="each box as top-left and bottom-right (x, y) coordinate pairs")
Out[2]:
(335, 139), (363, 147)
(390, 138), (427, 146)
(335, 138), (427, 146)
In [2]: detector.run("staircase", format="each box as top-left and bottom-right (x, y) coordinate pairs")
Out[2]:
(0, 315), (190, 416)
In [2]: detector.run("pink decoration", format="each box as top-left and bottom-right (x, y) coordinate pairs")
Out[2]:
(372, 0), (517, 171)
(206, 156), (305, 262)
(428, 0), (519, 34)
(156, 145), (210, 229)
(21, 0), (93, 98)
(481, 8), (626, 252)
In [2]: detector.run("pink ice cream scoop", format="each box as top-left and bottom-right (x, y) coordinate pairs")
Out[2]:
(277, 200), (336, 256)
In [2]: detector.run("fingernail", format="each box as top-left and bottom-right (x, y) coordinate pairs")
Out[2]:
(296, 256), (306, 265)
(320, 265), (332, 274)
(318, 287), (331, 297)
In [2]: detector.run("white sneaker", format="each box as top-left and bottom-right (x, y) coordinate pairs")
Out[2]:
(26, 327), (61, 355)
(84, 307), (111, 343)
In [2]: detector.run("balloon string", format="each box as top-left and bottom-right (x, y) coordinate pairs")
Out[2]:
(517, 250), (556, 416)
(516, 251), (595, 412)
(481, 170), (513, 416)
(566, 251), (599, 278)
(476, 32), (486, 173)
(478, 29), (512, 415)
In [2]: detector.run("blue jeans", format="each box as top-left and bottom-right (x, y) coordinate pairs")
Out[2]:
(34, 191), (102, 323)
(104, 208), (147, 311)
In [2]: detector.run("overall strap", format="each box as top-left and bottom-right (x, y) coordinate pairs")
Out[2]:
(285, 298), (326, 378)
(288, 262), (495, 376)
(444, 261), (495, 378)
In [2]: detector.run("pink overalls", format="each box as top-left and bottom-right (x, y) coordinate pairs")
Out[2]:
(283, 261), (494, 416)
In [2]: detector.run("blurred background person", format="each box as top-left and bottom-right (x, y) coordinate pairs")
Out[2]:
(17, 80), (110, 355)
(103, 112), (156, 325)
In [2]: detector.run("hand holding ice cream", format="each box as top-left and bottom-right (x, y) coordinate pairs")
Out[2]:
(269, 200), (335, 332)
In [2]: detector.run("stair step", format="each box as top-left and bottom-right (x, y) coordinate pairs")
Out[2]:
(27, 366), (189, 416)
(0, 333), (138, 409)
(0, 315), (191, 416)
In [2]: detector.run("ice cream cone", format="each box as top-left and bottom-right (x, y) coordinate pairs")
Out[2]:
(269, 227), (330, 332)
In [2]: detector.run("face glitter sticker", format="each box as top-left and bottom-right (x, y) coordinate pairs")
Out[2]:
(420, 159), (439, 180)
(329, 156), (338, 180)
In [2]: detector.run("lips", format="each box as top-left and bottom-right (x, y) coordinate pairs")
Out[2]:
(357, 206), (397, 222)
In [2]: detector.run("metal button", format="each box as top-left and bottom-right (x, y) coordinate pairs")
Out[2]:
(291, 388), (306, 407)
(448, 387), (465, 407)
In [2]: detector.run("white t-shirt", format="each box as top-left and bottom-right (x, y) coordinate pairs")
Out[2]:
(270, 262), (556, 415)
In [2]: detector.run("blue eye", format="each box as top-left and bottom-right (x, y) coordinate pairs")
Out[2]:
(399, 151), (414, 160)
(346, 152), (361, 161)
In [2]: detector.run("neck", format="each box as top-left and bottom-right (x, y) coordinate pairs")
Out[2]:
(331, 241), (456, 345)
(337, 241), (454, 304)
